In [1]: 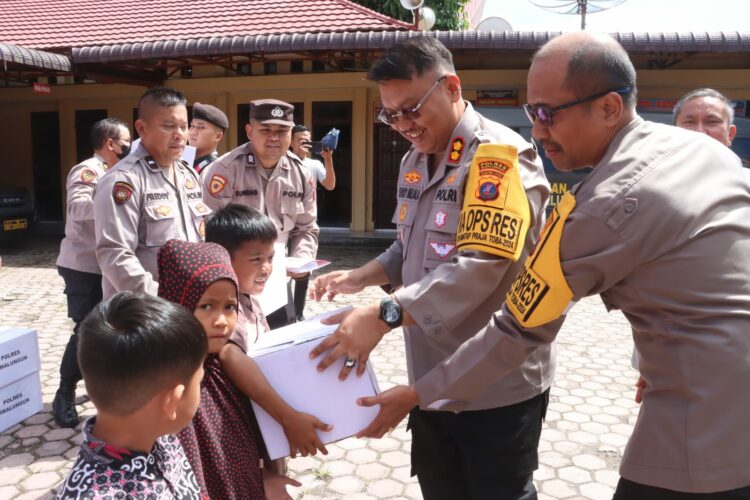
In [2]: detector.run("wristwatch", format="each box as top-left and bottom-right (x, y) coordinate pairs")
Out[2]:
(379, 296), (403, 329)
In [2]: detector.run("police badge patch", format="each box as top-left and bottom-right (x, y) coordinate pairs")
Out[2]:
(247, 153), (255, 165)
(113, 181), (134, 205)
(434, 209), (447, 227)
(156, 205), (171, 217)
(80, 169), (97, 184)
(209, 175), (227, 196)
(271, 107), (284, 118)
(404, 170), (421, 184)
(429, 241), (456, 259)
(399, 203), (408, 222)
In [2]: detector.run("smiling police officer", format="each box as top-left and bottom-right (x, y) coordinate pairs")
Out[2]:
(201, 99), (318, 327)
(94, 88), (209, 299)
(310, 37), (551, 500)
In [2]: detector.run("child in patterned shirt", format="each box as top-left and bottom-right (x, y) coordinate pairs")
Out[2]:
(57, 293), (206, 499)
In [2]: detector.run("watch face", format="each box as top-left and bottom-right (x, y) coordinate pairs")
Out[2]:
(383, 304), (400, 323)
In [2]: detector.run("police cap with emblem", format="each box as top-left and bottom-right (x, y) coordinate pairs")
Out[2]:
(192, 102), (229, 131)
(249, 99), (295, 127)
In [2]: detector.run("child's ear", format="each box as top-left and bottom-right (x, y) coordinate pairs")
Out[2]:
(160, 384), (186, 421)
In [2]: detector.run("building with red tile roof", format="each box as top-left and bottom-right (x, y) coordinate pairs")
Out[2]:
(0, 0), (411, 49)
(1, 1), (749, 232)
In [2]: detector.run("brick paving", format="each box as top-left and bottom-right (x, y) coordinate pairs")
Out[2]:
(0, 236), (638, 499)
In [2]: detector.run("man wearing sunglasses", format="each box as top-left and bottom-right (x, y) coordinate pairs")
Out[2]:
(394, 32), (750, 499)
(310, 36), (551, 499)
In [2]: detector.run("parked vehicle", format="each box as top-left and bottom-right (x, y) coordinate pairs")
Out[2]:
(0, 183), (37, 239)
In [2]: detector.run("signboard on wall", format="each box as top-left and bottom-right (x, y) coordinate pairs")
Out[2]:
(476, 90), (518, 107)
(32, 83), (51, 95)
(636, 98), (676, 112)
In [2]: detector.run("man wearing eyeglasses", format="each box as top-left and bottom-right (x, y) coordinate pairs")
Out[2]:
(309, 37), (551, 499)
(368, 32), (750, 499)
(54, 117), (131, 428)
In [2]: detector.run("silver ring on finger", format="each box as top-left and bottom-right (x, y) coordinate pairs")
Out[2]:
(345, 357), (356, 368)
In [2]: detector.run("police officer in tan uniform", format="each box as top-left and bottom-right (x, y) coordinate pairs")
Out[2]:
(53, 118), (131, 428)
(379, 33), (750, 498)
(310, 37), (551, 500)
(94, 88), (209, 298)
(188, 102), (228, 174)
(201, 99), (318, 327)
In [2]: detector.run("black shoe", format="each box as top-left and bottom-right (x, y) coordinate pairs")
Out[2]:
(52, 386), (79, 428)
(295, 315), (305, 323)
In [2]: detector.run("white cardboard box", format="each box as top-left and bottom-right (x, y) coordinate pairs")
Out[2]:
(0, 328), (41, 386)
(0, 371), (43, 433)
(249, 314), (380, 460)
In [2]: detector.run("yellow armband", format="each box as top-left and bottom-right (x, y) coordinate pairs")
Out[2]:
(506, 191), (575, 328)
(456, 143), (530, 261)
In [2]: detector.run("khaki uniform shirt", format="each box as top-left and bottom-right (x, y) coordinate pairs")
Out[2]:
(231, 293), (269, 353)
(57, 153), (110, 274)
(94, 144), (209, 298)
(201, 142), (319, 258)
(415, 117), (750, 492)
(376, 103), (552, 410)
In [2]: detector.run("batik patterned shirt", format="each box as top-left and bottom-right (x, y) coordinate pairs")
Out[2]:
(57, 417), (202, 499)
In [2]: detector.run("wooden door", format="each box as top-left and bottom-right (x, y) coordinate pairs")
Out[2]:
(373, 124), (411, 228)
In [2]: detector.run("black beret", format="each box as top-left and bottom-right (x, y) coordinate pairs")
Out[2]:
(192, 102), (229, 130)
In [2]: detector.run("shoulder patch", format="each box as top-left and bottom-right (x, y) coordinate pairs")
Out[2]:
(506, 192), (575, 328)
(209, 175), (227, 196)
(456, 143), (529, 261)
(80, 169), (97, 184)
(113, 181), (134, 205)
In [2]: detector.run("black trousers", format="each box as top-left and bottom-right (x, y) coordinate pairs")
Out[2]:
(57, 267), (102, 385)
(614, 479), (750, 500)
(293, 275), (309, 319)
(266, 280), (296, 329)
(408, 389), (549, 500)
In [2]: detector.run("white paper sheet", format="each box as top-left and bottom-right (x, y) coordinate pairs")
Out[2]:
(257, 242), (288, 316)
(285, 257), (331, 274)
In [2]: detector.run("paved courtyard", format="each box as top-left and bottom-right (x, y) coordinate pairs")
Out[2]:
(0, 237), (638, 499)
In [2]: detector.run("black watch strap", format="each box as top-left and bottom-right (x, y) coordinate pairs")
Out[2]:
(379, 297), (403, 329)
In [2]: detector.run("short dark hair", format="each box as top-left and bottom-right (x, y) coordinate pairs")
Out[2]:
(292, 124), (309, 136)
(78, 292), (207, 415)
(137, 87), (187, 120)
(91, 118), (128, 150)
(534, 36), (638, 108)
(673, 88), (734, 125)
(206, 203), (278, 256)
(367, 36), (455, 82)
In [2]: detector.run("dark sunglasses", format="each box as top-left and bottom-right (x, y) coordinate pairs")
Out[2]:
(523, 87), (632, 127)
(378, 76), (447, 125)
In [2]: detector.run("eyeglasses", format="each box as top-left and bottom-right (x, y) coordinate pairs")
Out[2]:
(523, 87), (632, 127)
(378, 76), (447, 125)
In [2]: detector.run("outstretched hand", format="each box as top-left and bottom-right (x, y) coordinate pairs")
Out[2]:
(309, 304), (389, 380)
(356, 385), (419, 438)
(282, 410), (332, 458)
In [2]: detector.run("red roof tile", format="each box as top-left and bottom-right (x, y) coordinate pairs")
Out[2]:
(0, 0), (411, 50)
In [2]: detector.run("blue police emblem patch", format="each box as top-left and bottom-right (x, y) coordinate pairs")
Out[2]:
(478, 181), (498, 201)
